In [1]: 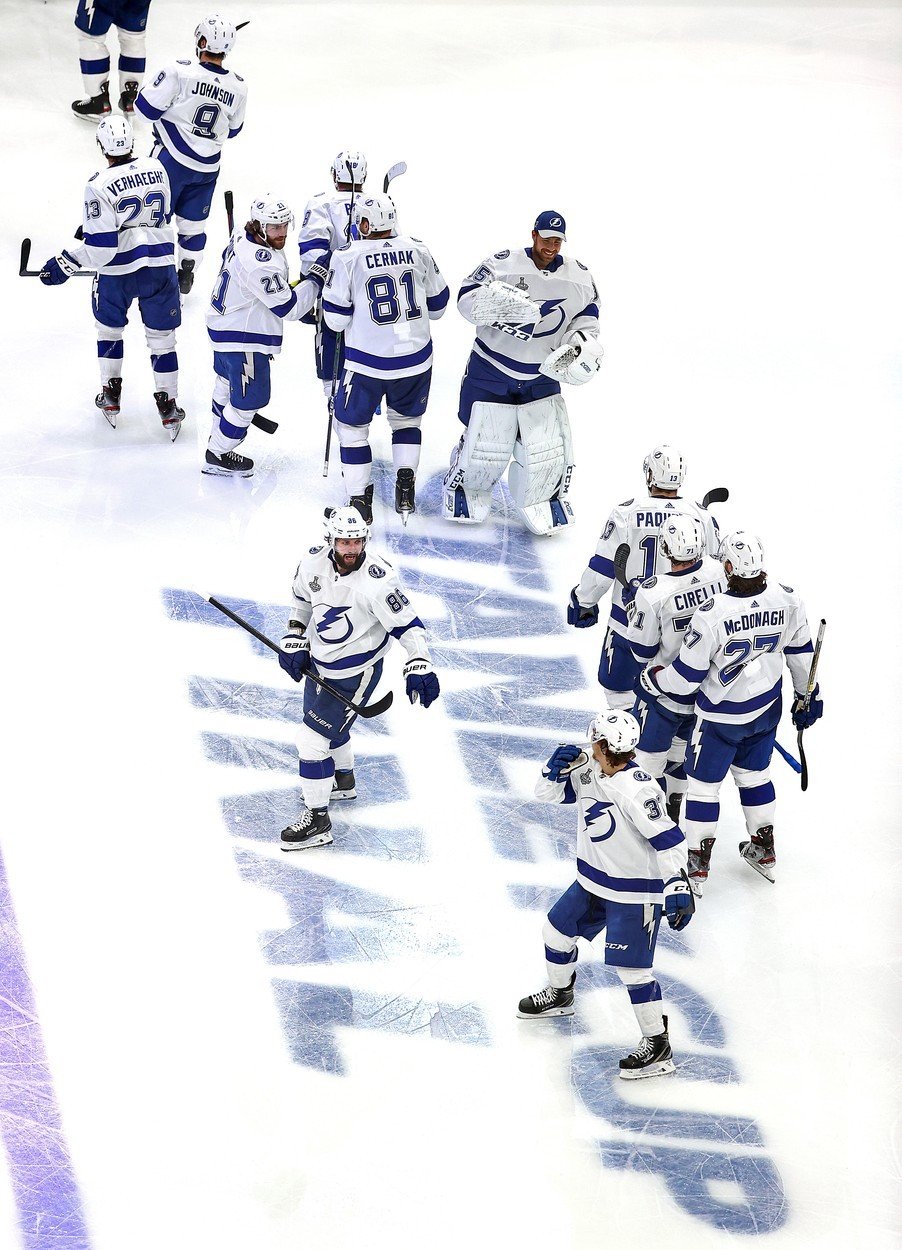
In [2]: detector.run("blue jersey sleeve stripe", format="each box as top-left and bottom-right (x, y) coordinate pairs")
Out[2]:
(457, 282), (480, 299)
(427, 287), (450, 312)
(135, 95), (165, 121)
(574, 302), (599, 320)
(84, 230), (117, 249)
(322, 298), (353, 317)
(389, 617), (425, 640)
(649, 826), (684, 851)
(228, 124), (243, 139)
(785, 641), (814, 655)
(673, 655), (708, 683)
(271, 291), (298, 318)
(630, 640), (659, 660)
(562, 777), (577, 804)
(299, 238), (329, 254)
(589, 554), (616, 577)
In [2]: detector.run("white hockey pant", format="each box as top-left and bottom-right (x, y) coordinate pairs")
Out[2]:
(295, 720), (354, 809)
(388, 411), (422, 472)
(336, 420), (372, 497)
(208, 372), (251, 455)
(95, 322), (178, 395)
(78, 29), (146, 96)
(508, 394), (575, 535)
(442, 401), (519, 524)
(683, 767), (776, 852)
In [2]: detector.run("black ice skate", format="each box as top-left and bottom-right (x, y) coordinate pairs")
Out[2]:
(95, 377), (122, 428)
(517, 973), (575, 1019)
(395, 468), (416, 524)
(348, 483), (374, 524)
(330, 769), (357, 802)
(178, 259), (196, 295)
(72, 82), (111, 120)
(739, 825), (776, 883)
(118, 80), (139, 113)
(687, 836), (716, 897)
(619, 1015), (675, 1080)
(202, 448), (254, 478)
(281, 807), (333, 851)
(666, 791), (683, 827)
(154, 391), (185, 442)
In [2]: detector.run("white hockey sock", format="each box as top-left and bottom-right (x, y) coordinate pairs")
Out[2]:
(146, 328), (178, 398)
(617, 969), (665, 1036)
(388, 412), (422, 472)
(117, 28), (146, 92)
(95, 323), (124, 383)
(332, 741), (354, 771)
(175, 215), (206, 268)
(208, 402), (252, 455)
(541, 917), (578, 989)
(336, 421), (373, 497)
(78, 34), (110, 96)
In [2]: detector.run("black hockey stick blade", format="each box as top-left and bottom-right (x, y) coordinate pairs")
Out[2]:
(206, 595), (393, 718)
(613, 543), (630, 588)
(236, 20), (250, 30)
(383, 161), (407, 194)
(798, 728), (809, 791)
(702, 486), (729, 508)
(251, 412), (278, 434)
(224, 189), (234, 234)
(19, 238), (36, 276)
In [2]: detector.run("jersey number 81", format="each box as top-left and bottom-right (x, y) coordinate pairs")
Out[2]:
(365, 271), (421, 326)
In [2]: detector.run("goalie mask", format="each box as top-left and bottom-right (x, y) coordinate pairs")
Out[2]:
(644, 445), (686, 491)
(587, 710), (640, 754)
(659, 514), (706, 563)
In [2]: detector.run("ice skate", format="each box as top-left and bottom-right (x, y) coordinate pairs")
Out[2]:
(95, 377), (122, 428)
(395, 468), (416, 524)
(330, 769), (357, 802)
(739, 825), (776, 883)
(348, 483), (374, 524)
(154, 391), (185, 442)
(619, 1015), (675, 1080)
(118, 80), (139, 114)
(202, 448), (254, 477)
(281, 807), (333, 851)
(517, 973), (575, 1018)
(687, 836), (716, 897)
(178, 259), (195, 295)
(72, 83), (111, 120)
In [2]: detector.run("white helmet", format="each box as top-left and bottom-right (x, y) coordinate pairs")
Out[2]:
(332, 150), (367, 186)
(195, 14), (236, 55)
(249, 193), (294, 231)
(587, 710), (640, 754)
(96, 115), (134, 156)
(644, 445), (686, 490)
(719, 531), (765, 577)
(353, 194), (397, 237)
(659, 514), (706, 563)
(324, 506), (369, 544)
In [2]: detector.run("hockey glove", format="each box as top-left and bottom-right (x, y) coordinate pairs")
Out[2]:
(543, 744), (588, 782)
(279, 632), (311, 682)
(621, 577), (644, 608)
(639, 665), (664, 699)
(791, 684), (823, 730)
(306, 260), (330, 290)
(663, 872), (695, 931)
(40, 252), (81, 286)
(567, 588), (599, 629)
(404, 659), (440, 708)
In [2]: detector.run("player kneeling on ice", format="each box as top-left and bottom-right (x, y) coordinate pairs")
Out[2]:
(204, 193), (326, 477)
(519, 711), (694, 1079)
(40, 116), (185, 439)
(640, 532), (823, 895)
(322, 193), (449, 524)
(442, 210), (602, 536)
(278, 506), (440, 850)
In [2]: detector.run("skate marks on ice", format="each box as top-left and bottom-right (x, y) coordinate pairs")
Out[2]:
(162, 470), (787, 1234)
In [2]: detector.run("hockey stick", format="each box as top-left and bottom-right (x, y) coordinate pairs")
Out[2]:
(383, 161), (407, 194)
(20, 238), (93, 278)
(613, 542), (630, 588)
(797, 618), (826, 792)
(224, 190), (234, 234)
(205, 595), (394, 718)
(702, 486), (729, 508)
(322, 159), (355, 477)
(774, 741), (802, 774)
(236, 20), (250, 30)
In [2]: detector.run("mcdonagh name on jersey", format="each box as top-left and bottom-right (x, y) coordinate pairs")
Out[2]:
(724, 609), (786, 634)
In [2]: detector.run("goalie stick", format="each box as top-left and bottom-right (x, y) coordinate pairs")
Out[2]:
(204, 595), (394, 718)
(20, 238), (92, 278)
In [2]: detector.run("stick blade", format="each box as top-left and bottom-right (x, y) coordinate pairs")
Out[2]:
(613, 542), (630, 587)
(383, 161), (407, 193)
(19, 238), (31, 276)
(702, 486), (729, 508)
(357, 690), (394, 719)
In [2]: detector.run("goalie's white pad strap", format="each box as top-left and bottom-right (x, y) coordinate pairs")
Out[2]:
(470, 280), (541, 328)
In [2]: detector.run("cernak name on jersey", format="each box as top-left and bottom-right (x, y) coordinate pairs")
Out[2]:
(365, 249), (415, 270)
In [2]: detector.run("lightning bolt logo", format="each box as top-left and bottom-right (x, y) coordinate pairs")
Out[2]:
(315, 605), (354, 644)
(642, 902), (657, 948)
(584, 800), (616, 842)
(240, 352), (255, 397)
(530, 298), (567, 339)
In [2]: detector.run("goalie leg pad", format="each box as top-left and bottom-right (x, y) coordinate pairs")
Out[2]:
(441, 400), (519, 524)
(507, 395), (575, 535)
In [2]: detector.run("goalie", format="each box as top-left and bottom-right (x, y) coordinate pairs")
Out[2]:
(442, 211), (602, 536)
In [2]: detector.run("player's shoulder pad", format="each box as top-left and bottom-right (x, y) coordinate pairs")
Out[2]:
(494, 249), (510, 259)
(619, 497), (634, 507)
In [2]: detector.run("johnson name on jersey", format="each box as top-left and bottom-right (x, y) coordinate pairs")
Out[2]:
(298, 191), (354, 274)
(458, 248), (599, 381)
(206, 230), (319, 355)
(289, 548), (431, 678)
(627, 555), (727, 715)
(322, 235), (450, 379)
(136, 60), (247, 173)
(577, 497), (720, 635)
(653, 583), (815, 724)
(535, 761), (687, 903)
(68, 157), (175, 276)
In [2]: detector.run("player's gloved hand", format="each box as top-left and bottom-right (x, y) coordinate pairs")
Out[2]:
(40, 252), (81, 286)
(404, 659), (440, 708)
(791, 684), (823, 730)
(305, 260), (330, 290)
(663, 872), (695, 931)
(639, 665), (664, 699)
(279, 632), (310, 682)
(543, 744), (588, 782)
(621, 577), (643, 608)
(567, 588), (598, 629)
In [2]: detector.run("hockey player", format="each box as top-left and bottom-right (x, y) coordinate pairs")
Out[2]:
(40, 116), (184, 440)
(204, 193), (326, 477)
(322, 193), (449, 522)
(442, 210), (602, 536)
(639, 531), (823, 894)
(568, 445), (720, 711)
(518, 711), (694, 1080)
(298, 150), (367, 398)
(72, 0), (150, 120)
(135, 14), (247, 293)
(626, 515), (727, 826)
(277, 506), (441, 849)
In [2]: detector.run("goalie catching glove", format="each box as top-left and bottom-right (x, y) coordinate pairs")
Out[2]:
(539, 330), (604, 385)
(470, 280), (540, 328)
(403, 659), (441, 708)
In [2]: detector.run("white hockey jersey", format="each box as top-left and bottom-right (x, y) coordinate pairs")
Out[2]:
(206, 230), (319, 355)
(322, 234), (449, 379)
(576, 496), (720, 639)
(136, 59), (247, 174)
(298, 190), (354, 274)
(66, 156), (175, 276)
(626, 556), (727, 715)
(458, 247), (599, 382)
(653, 582), (815, 725)
(288, 546), (432, 679)
(535, 760), (687, 904)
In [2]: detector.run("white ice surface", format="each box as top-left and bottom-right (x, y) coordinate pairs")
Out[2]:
(2, 1), (901, 1247)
